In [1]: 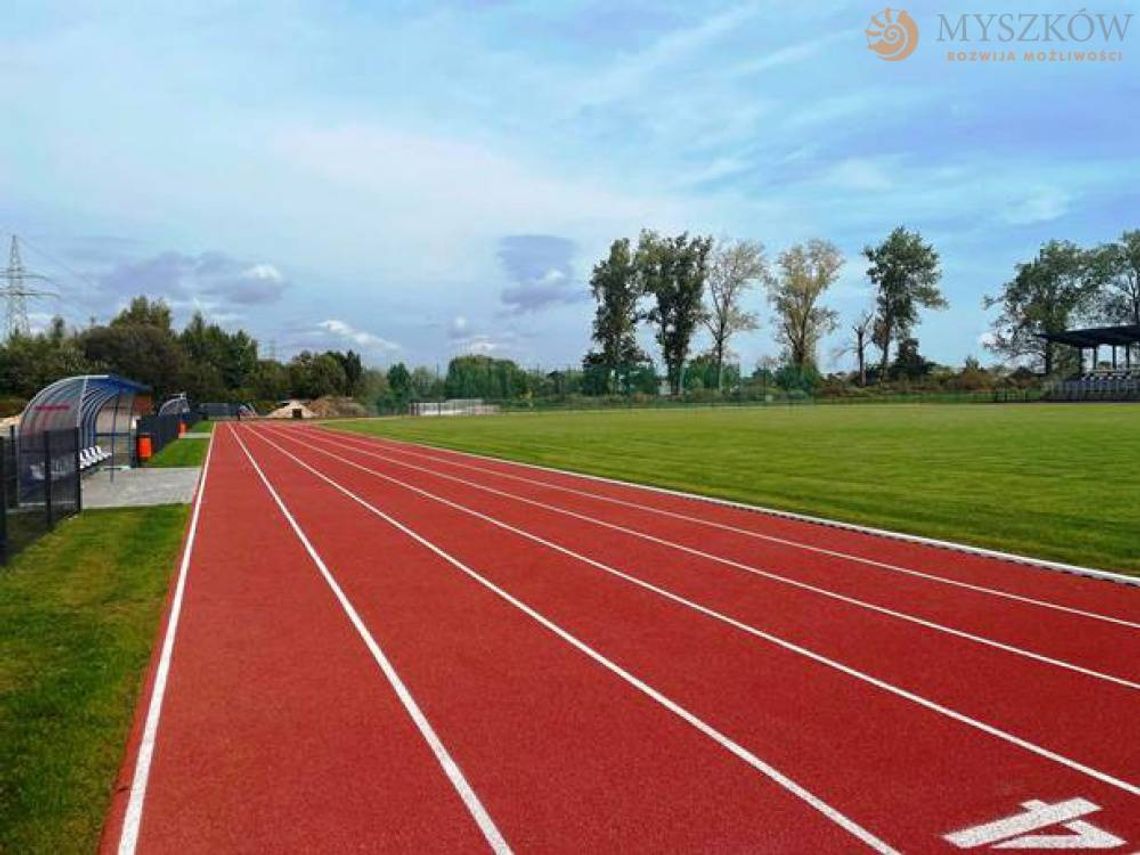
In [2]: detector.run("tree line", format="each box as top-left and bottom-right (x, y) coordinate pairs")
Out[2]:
(985, 230), (1140, 373)
(584, 226), (947, 395)
(0, 297), (380, 414)
(3, 228), (1134, 417)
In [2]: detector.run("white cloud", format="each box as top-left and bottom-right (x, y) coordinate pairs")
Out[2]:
(1002, 187), (1070, 226)
(826, 157), (895, 192)
(243, 263), (283, 282)
(318, 319), (401, 353)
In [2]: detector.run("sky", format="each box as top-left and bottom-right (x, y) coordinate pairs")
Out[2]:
(2, 0), (1138, 373)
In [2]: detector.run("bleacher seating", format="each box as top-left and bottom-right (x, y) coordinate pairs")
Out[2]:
(1050, 368), (1140, 401)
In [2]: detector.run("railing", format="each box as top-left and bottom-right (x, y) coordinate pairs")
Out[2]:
(1, 427), (82, 565)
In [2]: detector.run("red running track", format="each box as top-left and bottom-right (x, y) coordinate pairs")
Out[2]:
(102, 421), (1140, 853)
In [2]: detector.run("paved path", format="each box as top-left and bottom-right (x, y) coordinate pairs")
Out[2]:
(82, 468), (201, 508)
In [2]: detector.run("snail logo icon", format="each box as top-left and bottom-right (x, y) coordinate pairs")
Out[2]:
(865, 7), (919, 61)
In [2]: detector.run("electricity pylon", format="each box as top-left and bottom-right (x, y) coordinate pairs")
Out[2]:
(2, 236), (58, 339)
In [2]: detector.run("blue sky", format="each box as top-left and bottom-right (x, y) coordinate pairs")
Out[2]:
(3, 1), (1138, 372)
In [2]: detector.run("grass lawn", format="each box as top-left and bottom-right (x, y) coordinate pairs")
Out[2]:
(147, 438), (207, 468)
(186, 420), (217, 434)
(332, 403), (1140, 575)
(0, 506), (187, 853)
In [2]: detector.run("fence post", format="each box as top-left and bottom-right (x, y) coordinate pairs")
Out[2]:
(44, 430), (55, 530)
(74, 427), (82, 513)
(0, 435), (7, 565)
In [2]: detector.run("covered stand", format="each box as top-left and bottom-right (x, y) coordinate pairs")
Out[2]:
(18, 375), (149, 500)
(158, 393), (191, 417)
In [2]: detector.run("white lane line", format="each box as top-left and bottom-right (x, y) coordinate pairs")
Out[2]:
(255, 425), (1140, 801)
(288, 427), (1140, 692)
(118, 426), (218, 855)
(321, 427), (1140, 623)
(243, 427), (900, 854)
(230, 427), (510, 855)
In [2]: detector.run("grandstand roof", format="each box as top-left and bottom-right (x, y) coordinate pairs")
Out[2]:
(1037, 324), (1140, 348)
(20, 374), (149, 448)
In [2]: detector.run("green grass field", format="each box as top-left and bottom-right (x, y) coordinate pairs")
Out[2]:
(186, 420), (217, 434)
(146, 437), (208, 468)
(0, 507), (187, 853)
(333, 404), (1140, 575)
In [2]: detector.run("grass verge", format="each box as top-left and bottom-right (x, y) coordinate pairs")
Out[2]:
(332, 404), (1140, 575)
(147, 438), (207, 468)
(0, 506), (188, 853)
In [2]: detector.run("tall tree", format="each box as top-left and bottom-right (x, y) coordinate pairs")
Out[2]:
(637, 230), (713, 395)
(387, 362), (412, 405)
(588, 238), (644, 392)
(863, 227), (945, 379)
(1094, 230), (1140, 326)
(110, 296), (174, 331)
(852, 310), (874, 386)
(703, 239), (765, 390)
(984, 240), (1102, 374)
(766, 240), (843, 370)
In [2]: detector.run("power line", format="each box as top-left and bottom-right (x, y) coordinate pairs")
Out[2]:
(2, 236), (60, 339)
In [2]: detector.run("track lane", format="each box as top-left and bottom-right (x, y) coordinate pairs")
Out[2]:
(325, 429), (1140, 625)
(248, 424), (1140, 851)
(278, 424), (1140, 783)
(313, 427), (1140, 677)
(235, 424), (883, 852)
(105, 425), (498, 853)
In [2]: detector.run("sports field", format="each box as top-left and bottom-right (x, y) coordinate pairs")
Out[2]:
(103, 421), (1140, 852)
(333, 404), (1140, 575)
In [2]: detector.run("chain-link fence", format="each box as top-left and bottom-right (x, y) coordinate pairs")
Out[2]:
(1, 427), (82, 564)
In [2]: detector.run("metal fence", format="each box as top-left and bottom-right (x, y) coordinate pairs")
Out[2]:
(136, 411), (201, 463)
(1, 427), (82, 564)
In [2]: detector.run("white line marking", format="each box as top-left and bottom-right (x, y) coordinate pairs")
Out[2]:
(231, 427), (510, 854)
(945, 798), (1125, 849)
(323, 426), (1140, 605)
(289, 427), (1140, 692)
(255, 425), (1140, 800)
(118, 428), (217, 854)
(243, 426), (900, 854)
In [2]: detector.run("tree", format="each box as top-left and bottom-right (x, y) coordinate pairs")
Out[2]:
(0, 319), (94, 399)
(387, 362), (412, 407)
(766, 240), (843, 370)
(863, 227), (945, 380)
(1094, 230), (1140, 326)
(288, 351), (347, 399)
(890, 337), (934, 380)
(409, 366), (443, 400)
(637, 230), (713, 395)
(81, 323), (188, 400)
(851, 310), (875, 386)
(329, 350), (364, 396)
(588, 238), (644, 392)
(984, 240), (1102, 374)
(703, 239), (765, 390)
(251, 359), (290, 402)
(111, 296), (174, 331)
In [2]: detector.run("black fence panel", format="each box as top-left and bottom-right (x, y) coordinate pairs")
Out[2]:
(135, 411), (202, 464)
(1, 427), (82, 565)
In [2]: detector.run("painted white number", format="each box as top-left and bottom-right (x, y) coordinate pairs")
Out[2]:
(945, 798), (1127, 850)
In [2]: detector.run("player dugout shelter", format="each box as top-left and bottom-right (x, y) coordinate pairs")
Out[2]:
(18, 375), (149, 493)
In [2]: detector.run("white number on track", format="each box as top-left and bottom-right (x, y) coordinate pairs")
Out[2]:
(944, 798), (1127, 849)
